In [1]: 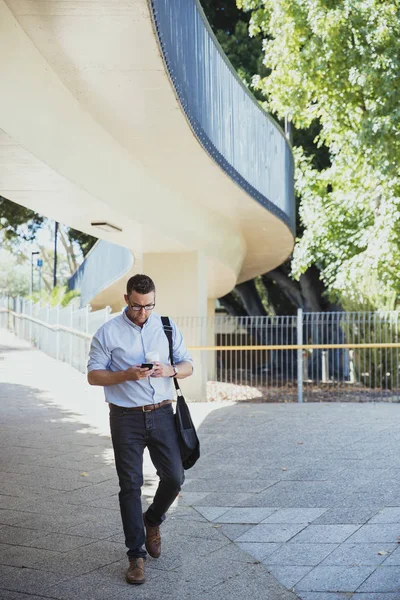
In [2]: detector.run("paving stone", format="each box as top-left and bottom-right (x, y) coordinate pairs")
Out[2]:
(382, 546), (400, 566)
(200, 566), (299, 600)
(14, 513), (88, 534)
(26, 532), (97, 552)
(297, 594), (354, 600)
(174, 492), (210, 506)
(33, 551), (120, 577)
(163, 519), (226, 541)
(0, 591), (58, 600)
(0, 525), (44, 546)
(0, 543), (58, 568)
(92, 562), (200, 599)
(143, 534), (230, 571)
(236, 481), (348, 508)
(43, 572), (139, 600)
(320, 542), (398, 566)
(237, 542), (283, 562)
(312, 507), (379, 525)
(219, 524), (254, 541)
(168, 505), (207, 522)
(63, 520), (121, 539)
(213, 507), (277, 524)
(236, 523), (307, 543)
(0, 564), (72, 595)
(193, 506), (231, 521)
(0, 510), (28, 526)
(172, 551), (275, 595)
(295, 565), (376, 592)
(182, 478), (275, 493)
(60, 540), (127, 564)
(346, 523), (400, 543)
(192, 492), (251, 507)
(266, 565), (313, 589)
(265, 543), (338, 566)
(369, 507), (400, 523)
(352, 595), (400, 599)
(79, 495), (120, 511)
(262, 509), (327, 524)
(356, 567), (400, 592)
(291, 524), (361, 544)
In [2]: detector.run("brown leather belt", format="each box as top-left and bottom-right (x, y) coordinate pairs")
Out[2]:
(115, 400), (172, 413)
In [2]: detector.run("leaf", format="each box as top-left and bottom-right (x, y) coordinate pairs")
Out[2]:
(80, 472), (88, 477)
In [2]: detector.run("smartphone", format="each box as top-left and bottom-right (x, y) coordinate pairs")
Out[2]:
(141, 363), (153, 370)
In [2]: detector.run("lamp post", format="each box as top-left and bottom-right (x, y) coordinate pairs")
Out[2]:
(30, 251), (40, 297)
(37, 258), (43, 293)
(53, 221), (58, 288)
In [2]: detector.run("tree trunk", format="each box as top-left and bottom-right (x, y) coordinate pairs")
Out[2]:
(236, 280), (267, 315)
(218, 292), (247, 316)
(262, 268), (304, 309)
(58, 226), (78, 274)
(299, 266), (324, 312)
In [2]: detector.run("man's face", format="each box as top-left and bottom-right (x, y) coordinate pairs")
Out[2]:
(124, 290), (155, 325)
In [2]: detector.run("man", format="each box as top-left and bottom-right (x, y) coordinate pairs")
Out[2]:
(87, 274), (193, 585)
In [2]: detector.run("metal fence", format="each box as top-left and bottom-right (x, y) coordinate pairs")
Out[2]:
(2, 296), (400, 402)
(0, 296), (111, 373)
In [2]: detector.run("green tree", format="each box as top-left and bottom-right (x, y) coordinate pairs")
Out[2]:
(0, 195), (44, 243)
(30, 285), (80, 307)
(239, 0), (400, 306)
(0, 195), (97, 293)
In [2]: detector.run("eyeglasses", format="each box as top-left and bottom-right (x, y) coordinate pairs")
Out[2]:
(129, 303), (155, 312)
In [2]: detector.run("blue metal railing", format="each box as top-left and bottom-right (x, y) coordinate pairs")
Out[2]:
(68, 240), (134, 307)
(150, 0), (295, 233)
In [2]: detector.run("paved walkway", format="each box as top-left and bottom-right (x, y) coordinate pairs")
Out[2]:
(1, 329), (400, 599)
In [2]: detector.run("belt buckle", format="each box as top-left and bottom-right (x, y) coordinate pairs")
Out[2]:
(142, 405), (153, 412)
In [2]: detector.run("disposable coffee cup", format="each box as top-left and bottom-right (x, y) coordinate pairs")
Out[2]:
(145, 351), (160, 364)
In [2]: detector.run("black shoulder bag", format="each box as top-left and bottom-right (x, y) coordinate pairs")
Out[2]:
(161, 316), (200, 470)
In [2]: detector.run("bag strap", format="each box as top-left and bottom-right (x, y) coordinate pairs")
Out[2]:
(161, 316), (182, 396)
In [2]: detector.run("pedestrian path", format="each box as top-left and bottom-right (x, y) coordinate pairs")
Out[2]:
(1, 329), (400, 598)
(0, 329), (296, 600)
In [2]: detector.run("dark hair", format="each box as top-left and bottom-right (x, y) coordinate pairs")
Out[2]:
(126, 274), (155, 296)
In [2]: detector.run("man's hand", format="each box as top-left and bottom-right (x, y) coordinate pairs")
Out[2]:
(125, 365), (155, 381)
(151, 362), (174, 378)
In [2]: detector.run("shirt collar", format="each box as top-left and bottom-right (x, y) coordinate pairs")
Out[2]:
(122, 307), (153, 331)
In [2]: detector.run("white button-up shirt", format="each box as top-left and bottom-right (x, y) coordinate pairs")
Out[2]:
(87, 309), (193, 408)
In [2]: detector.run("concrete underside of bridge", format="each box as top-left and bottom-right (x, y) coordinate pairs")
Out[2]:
(0, 0), (294, 318)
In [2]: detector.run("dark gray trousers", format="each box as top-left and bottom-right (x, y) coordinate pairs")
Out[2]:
(109, 402), (184, 559)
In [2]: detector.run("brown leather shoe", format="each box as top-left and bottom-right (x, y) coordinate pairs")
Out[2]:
(143, 512), (161, 558)
(126, 558), (145, 584)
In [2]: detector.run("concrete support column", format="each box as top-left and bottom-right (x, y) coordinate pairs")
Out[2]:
(207, 298), (216, 381)
(143, 251), (208, 400)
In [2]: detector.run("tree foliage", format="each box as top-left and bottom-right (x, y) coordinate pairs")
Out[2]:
(0, 196), (44, 243)
(239, 0), (400, 305)
(0, 195), (97, 295)
(30, 285), (80, 307)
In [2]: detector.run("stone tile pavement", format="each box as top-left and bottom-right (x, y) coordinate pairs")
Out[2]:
(0, 330), (296, 600)
(1, 328), (400, 598)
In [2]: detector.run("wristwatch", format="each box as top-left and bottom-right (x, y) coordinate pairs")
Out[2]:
(171, 365), (178, 377)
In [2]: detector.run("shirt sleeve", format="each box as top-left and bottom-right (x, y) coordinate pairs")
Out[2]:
(171, 319), (194, 368)
(87, 328), (111, 372)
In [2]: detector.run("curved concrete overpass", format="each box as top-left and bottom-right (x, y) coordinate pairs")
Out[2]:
(68, 240), (135, 314)
(0, 0), (295, 317)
